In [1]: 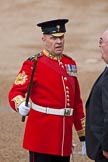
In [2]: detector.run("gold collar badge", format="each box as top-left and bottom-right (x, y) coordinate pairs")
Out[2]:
(43, 49), (62, 60)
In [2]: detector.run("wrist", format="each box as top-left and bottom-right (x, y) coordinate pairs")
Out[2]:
(12, 95), (25, 111)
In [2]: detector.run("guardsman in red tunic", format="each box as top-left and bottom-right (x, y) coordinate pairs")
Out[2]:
(8, 19), (86, 162)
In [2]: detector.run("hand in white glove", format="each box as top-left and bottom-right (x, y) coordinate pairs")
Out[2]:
(81, 141), (86, 155)
(18, 101), (30, 116)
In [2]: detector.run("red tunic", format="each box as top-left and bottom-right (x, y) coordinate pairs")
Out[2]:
(8, 51), (85, 156)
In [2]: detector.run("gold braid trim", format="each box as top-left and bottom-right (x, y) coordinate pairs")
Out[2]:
(14, 71), (28, 85)
(77, 129), (85, 137)
(81, 117), (85, 128)
(12, 95), (25, 111)
(43, 49), (62, 60)
(77, 117), (85, 137)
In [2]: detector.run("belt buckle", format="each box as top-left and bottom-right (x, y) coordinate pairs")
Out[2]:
(64, 109), (71, 116)
(46, 107), (49, 114)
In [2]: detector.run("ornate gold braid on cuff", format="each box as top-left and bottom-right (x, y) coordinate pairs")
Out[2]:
(12, 95), (25, 111)
(77, 117), (85, 137)
(77, 129), (85, 137)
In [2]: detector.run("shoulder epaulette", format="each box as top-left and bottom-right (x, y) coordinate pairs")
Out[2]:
(27, 53), (42, 61)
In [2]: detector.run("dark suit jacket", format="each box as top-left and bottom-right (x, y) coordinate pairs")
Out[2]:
(86, 67), (108, 160)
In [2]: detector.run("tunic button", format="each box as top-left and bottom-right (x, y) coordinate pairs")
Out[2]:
(64, 77), (67, 80)
(66, 94), (69, 98)
(59, 61), (62, 65)
(66, 90), (69, 94)
(67, 103), (70, 106)
(66, 86), (69, 90)
(67, 99), (70, 102)
(61, 65), (64, 68)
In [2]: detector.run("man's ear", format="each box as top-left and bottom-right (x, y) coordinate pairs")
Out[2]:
(42, 35), (46, 41)
(42, 35), (47, 46)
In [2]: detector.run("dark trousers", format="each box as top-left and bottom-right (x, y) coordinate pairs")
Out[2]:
(29, 151), (70, 162)
(95, 157), (108, 162)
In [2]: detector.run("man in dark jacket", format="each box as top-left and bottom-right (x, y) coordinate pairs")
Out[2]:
(86, 30), (108, 162)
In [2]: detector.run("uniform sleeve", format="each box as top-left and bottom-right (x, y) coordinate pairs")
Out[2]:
(73, 78), (85, 141)
(8, 59), (34, 112)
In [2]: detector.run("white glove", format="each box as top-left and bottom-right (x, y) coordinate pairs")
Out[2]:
(81, 141), (86, 155)
(18, 101), (30, 116)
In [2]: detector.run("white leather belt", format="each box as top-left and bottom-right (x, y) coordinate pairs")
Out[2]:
(32, 103), (74, 116)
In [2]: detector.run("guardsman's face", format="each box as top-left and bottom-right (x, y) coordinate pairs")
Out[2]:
(42, 34), (64, 55)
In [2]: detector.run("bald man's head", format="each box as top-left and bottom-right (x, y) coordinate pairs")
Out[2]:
(101, 30), (108, 41)
(99, 29), (108, 64)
